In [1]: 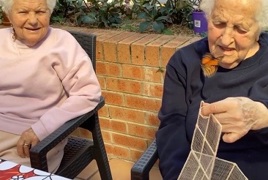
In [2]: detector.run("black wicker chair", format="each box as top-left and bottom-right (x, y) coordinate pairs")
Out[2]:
(29, 31), (112, 180)
(131, 139), (158, 180)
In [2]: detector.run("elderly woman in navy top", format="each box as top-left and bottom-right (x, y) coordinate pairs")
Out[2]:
(156, 0), (268, 179)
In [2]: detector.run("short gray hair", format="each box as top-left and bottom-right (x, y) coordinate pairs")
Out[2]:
(200, 0), (268, 31)
(1, 0), (57, 14)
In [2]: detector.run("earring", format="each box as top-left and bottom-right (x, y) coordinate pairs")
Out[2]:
(11, 25), (17, 41)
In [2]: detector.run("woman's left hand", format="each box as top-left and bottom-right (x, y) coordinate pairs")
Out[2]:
(201, 97), (268, 143)
(17, 128), (40, 158)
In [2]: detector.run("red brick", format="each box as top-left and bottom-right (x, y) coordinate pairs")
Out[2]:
(104, 144), (117, 157)
(96, 41), (104, 60)
(112, 133), (147, 150)
(98, 31), (121, 62)
(161, 36), (191, 66)
(146, 112), (160, 126)
(96, 61), (122, 77)
(143, 83), (163, 98)
(111, 145), (131, 159)
(117, 42), (131, 64)
(110, 120), (127, 133)
(122, 64), (144, 80)
(109, 106), (145, 124)
(102, 31), (135, 62)
(97, 30), (121, 41)
(128, 123), (157, 139)
(103, 41), (117, 62)
(161, 46), (175, 67)
(102, 91), (124, 106)
(98, 105), (109, 117)
(145, 35), (174, 67)
(106, 77), (142, 94)
(118, 33), (147, 63)
(99, 117), (111, 130)
(145, 45), (160, 67)
(130, 149), (143, 161)
(144, 67), (164, 83)
(178, 36), (202, 49)
(101, 130), (112, 143)
(125, 95), (161, 112)
(108, 31), (136, 42)
(131, 44), (145, 65)
(96, 61), (105, 75)
(97, 76), (106, 89)
(95, 62), (106, 75)
(131, 34), (161, 65)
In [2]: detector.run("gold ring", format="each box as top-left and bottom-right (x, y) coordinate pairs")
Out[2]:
(24, 143), (29, 146)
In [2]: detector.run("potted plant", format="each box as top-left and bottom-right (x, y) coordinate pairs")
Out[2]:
(190, 0), (207, 34)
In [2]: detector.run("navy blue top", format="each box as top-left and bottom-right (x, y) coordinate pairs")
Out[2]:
(156, 33), (268, 180)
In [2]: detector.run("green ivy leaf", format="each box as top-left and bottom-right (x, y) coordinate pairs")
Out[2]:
(139, 21), (151, 32)
(81, 15), (96, 24)
(137, 12), (149, 19)
(152, 21), (164, 33)
(155, 16), (169, 22)
(163, 28), (174, 35)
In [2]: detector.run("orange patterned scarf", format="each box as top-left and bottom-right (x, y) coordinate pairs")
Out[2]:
(201, 53), (219, 77)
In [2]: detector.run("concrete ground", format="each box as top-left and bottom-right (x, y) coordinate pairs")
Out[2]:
(74, 158), (162, 180)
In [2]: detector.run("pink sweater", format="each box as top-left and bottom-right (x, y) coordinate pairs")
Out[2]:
(0, 27), (101, 141)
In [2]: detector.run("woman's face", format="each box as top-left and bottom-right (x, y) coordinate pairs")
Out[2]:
(8, 0), (51, 47)
(207, 0), (261, 69)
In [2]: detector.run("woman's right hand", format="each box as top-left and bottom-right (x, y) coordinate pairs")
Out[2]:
(17, 128), (40, 158)
(201, 97), (268, 143)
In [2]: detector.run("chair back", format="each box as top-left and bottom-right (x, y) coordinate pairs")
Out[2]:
(69, 31), (97, 70)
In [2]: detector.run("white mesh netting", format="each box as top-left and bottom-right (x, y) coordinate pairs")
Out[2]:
(177, 104), (248, 180)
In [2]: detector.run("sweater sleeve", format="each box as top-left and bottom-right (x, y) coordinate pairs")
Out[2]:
(249, 34), (268, 107)
(31, 31), (101, 141)
(250, 75), (268, 107)
(156, 52), (191, 179)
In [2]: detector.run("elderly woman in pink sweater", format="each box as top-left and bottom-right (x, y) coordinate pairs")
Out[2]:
(0, 0), (101, 172)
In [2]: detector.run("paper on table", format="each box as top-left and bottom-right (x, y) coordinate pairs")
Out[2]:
(0, 159), (71, 180)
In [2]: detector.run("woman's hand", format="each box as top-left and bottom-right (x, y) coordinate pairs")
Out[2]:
(17, 128), (40, 158)
(201, 97), (268, 143)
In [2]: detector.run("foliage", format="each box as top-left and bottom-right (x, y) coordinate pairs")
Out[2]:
(188, 0), (201, 7)
(0, 0), (196, 34)
(134, 0), (170, 33)
(133, 0), (193, 33)
(50, 0), (196, 33)
(51, 0), (127, 28)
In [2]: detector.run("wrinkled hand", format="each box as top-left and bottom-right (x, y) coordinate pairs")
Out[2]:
(201, 97), (268, 143)
(17, 128), (40, 158)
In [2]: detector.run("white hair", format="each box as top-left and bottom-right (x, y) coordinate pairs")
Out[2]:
(200, 0), (268, 31)
(1, 0), (56, 14)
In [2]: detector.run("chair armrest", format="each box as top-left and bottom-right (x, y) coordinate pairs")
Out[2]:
(131, 139), (158, 180)
(30, 96), (105, 171)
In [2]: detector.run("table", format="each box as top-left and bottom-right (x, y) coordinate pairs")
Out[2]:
(0, 158), (71, 180)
